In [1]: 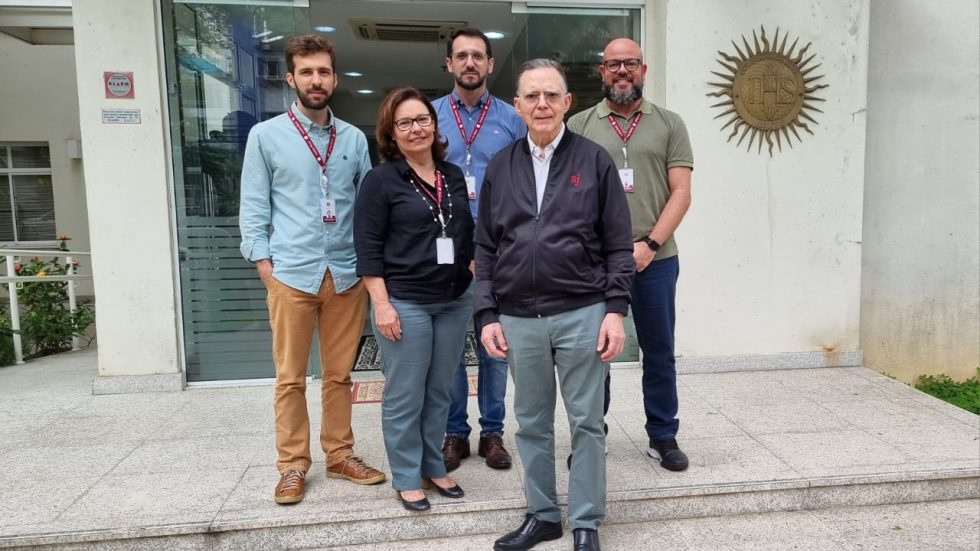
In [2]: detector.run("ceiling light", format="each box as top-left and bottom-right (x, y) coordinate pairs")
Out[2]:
(485, 31), (505, 39)
(344, 71), (363, 77)
(262, 35), (284, 43)
(356, 89), (374, 94)
(314, 26), (336, 33)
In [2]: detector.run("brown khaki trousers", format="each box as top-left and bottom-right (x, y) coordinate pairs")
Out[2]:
(266, 272), (367, 473)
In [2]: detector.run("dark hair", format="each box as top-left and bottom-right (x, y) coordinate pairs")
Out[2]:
(284, 34), (336, 74)
(376, 87), (448, 162)
(447, 27), (492, 59)
(515, 58), (568, 93)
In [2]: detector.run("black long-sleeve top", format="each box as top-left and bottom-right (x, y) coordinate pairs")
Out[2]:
(355, 158), (474, 303)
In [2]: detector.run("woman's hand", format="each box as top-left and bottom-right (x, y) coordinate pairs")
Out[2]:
(373, 301), (402, 341)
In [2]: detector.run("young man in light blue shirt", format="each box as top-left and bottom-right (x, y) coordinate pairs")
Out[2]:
(432, 28), (527, 473)
(239, 34), (385, 505)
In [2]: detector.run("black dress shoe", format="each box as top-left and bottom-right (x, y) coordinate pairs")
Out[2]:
(647, 437), (689, 471)
(493, 514), (563, 551)
(573, 528), (601, 551)
(423, 477), (465, 498)
(395, 490), (430, 512)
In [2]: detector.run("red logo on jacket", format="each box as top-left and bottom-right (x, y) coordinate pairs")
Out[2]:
(570, 173), (581, 186)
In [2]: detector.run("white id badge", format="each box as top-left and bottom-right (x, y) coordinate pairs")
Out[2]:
(321, 198), (337, 223)
(436, 237), (454, 264)
(619, 168), (635, 193)
(464, 175), (477, 200)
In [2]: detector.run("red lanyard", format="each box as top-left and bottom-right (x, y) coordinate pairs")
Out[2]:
(449, 96), (492, 146)
(287, 107), (337, 182)
(607, 112), (643, 144)
(415, 170), (445, 208)
(450, 96), (492, 172)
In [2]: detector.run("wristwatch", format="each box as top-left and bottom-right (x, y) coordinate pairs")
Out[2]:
(641, 237), (661, 251)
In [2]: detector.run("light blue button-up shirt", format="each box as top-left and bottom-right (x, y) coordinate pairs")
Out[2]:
(433, 90), (526, 219)
(239, 105), (371, 294)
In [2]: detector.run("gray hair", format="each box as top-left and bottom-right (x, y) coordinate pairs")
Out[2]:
(515, 58), (568, 94)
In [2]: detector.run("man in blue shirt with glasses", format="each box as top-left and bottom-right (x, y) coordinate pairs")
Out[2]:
(432, 27), (526, 473)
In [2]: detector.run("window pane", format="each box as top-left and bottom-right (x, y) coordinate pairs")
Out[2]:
(0, 178), (14, 241)
(12, 174), (55, 241)
(0, 147), (8, 169)
(10, 146), (50, 169)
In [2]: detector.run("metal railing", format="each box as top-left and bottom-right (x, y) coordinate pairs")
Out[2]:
(0, 248), (92, 365)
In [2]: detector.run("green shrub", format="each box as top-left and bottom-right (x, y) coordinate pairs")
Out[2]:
(0, 304), (15, 366)
(914, 369), (980, 415)
(12, 236), (95, 359)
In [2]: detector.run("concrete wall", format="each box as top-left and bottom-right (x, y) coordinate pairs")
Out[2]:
(861, 0), (980, 382)
(73, 0), (182, 390)
(659, 0), (870, 364)
(0, 33), (93, 293)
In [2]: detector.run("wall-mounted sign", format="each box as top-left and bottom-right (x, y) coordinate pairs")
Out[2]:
(708, 26), (828, 155)
(102, 109), (141, 124)
(104, 71), (135, 99)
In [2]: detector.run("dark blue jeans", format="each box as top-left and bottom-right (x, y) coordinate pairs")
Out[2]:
(445, 325), (508, 439)
(605, 255), (679, 440)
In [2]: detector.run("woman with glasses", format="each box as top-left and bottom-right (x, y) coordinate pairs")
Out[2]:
(354, 87), (474, 511)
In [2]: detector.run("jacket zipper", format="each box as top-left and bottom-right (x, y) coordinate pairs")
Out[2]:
(532, 213), (541, 317)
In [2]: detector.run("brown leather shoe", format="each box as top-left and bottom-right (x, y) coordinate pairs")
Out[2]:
(479, 435), (513, 469)
(274, 468), (305, 504)
(442, 436), (471, 472)
(326, 455), (386, 485)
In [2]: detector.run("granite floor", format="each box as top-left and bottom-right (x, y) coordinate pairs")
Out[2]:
(336, 499), (980, 551)
(0, 347), (977, 549)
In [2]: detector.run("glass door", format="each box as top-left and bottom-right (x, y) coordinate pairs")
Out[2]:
(161, 0), (642, 381)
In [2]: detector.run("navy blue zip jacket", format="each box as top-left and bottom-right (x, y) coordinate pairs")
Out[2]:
(474, 130), (635, 330)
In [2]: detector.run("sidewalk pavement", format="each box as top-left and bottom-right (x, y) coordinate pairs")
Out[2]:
(0, 347), (977, 549)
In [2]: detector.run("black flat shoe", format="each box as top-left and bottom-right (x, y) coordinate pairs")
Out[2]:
(573, 528), (601, 551)
(423, 477), (465, 498)
(493, 514), (563, 550)
(395, 490), (430, 511)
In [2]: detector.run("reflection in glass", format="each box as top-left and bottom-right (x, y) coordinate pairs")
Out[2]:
(12, 175), (55, 241)
(161, 1), (642, 381)
(163, 1), (305, 382)
(11, 146), (50, 169)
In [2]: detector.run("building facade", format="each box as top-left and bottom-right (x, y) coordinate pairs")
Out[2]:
(0, 0), (976, 389)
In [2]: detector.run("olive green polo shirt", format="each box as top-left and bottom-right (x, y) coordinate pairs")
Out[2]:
(567, 99), (693, 260)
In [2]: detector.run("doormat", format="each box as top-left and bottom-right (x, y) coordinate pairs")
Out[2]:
(353, 331), (478, 372)
(352, 374), (477, 404)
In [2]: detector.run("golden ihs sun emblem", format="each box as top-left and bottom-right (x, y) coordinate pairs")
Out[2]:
(708, 26), (828, 155)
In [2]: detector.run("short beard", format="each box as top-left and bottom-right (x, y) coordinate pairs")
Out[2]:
(602, 82), (643, 105)
(296, 88), (330, 110)
(455, 74), (486, 91)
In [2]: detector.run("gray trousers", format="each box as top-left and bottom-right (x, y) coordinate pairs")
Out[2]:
(374, 286), (472, 490)
(500, 302), (608, 530)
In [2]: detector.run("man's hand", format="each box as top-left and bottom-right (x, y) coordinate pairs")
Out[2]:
(373, 301), (402, 341)
(633, 242), (656, 272)
(256, 259), (274, 284)
(481, 322), (509, 358)
(597, 312), (625, 361)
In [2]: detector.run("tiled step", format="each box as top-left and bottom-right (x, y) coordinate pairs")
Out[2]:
(5, 466), (977, 550)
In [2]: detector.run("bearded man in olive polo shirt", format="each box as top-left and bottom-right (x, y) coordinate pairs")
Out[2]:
(567, 37), (694, 471)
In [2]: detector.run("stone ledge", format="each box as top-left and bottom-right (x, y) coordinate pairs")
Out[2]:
(91, 372), (185, 395)
(5, 467), (975, 550)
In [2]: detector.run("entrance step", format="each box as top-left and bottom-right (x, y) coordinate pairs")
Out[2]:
(5, 467), (976, 549)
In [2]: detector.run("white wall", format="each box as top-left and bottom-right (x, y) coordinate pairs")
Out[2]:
(861, 0), (980, 382)
(0, 33), (93, 294)
(73, 0), (181, 380)
(659, 0), (870, 361)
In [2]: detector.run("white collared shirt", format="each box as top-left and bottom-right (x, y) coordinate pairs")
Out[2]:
(527, 124), (565, 213)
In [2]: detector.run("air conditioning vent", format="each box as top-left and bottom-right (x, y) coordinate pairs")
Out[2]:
(351, 19), (467, 42)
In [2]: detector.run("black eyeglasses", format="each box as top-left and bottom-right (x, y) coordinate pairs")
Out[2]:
(601, 58), (642, 72)
(393, 114), (434, 131)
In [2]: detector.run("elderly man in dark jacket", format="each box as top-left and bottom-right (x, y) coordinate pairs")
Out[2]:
(475, 59), (634, 551)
